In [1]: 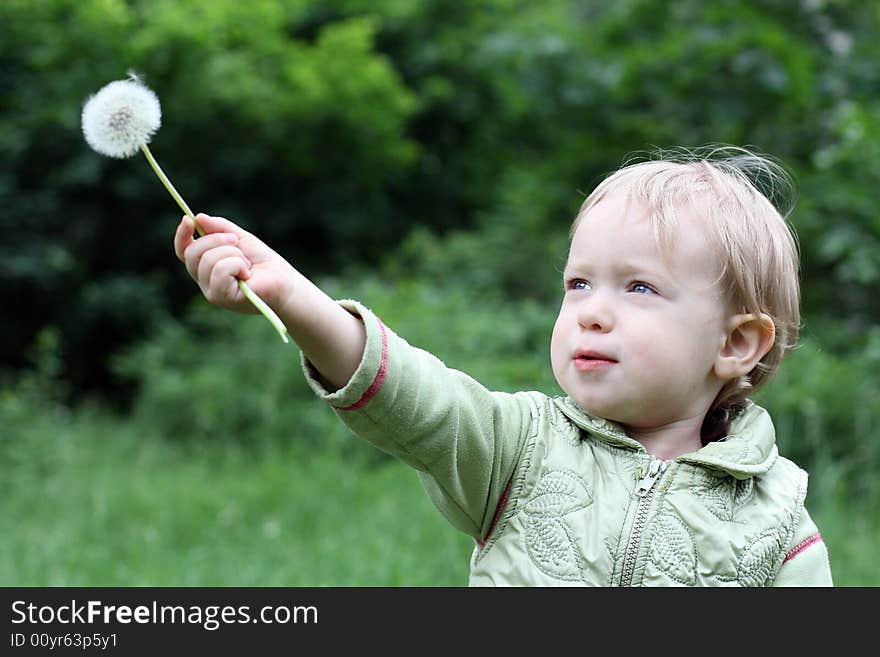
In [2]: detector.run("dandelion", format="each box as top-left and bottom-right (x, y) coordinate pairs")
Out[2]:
(81, 72), (290, 343)
(82, 73), (161, 158)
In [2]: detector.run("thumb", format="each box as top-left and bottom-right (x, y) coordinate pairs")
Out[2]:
(193, 212), (250, 239)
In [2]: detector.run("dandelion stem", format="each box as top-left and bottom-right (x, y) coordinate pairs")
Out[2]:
(140, 143), (198, 229)
(139, 143), (290, 344)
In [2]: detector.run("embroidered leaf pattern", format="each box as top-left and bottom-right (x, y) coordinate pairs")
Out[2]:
(691, 470), (755, 521)
(525, 517), (583, 581)
(731, 478), (755, 511)
(648, 514), (697, 586)
(736, 530), (783, 587)
(524, 469), (594, 517)
(524, 470), (594, 581)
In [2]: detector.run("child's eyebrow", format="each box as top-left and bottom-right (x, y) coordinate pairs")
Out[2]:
(563, 260), (675, 285)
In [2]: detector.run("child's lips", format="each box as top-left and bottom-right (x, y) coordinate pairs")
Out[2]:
(573, 357), (616, 371)
(573, 350), (617, 371)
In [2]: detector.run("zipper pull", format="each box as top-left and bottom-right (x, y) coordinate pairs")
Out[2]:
(635, 458), (668, 497)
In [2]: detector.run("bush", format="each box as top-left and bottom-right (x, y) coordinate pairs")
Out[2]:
(755, 328), (880, 504)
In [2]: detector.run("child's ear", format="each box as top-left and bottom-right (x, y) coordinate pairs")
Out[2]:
(714, 313), (776, 381)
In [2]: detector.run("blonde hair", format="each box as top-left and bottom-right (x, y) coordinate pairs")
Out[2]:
(573, 145), (801, 441)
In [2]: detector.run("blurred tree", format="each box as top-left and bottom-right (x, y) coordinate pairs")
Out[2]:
(1, 0), (418, 395)
(1, 0), (878, 399)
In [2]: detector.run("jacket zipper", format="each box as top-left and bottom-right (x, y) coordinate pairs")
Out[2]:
(619, 457), (668, 587)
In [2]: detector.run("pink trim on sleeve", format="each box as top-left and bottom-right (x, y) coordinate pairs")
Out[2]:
(783, 532), (823, 564)
(336, 318), (388, 412)
(477, 478), (513, 549)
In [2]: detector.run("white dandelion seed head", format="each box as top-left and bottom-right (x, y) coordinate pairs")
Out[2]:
(81, 72), (162, 158)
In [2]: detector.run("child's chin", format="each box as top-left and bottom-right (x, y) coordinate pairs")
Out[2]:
(573, 394), (638, 424)
(570, 395), (614, 419)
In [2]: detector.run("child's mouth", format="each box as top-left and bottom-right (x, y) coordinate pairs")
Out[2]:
(574, 355), (617, 371)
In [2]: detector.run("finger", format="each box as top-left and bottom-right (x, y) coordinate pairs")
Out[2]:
(198, 245), (250, 288)
(194, 213), (251, 239)
(183, 233), (240, 281)
(208, 256), (250, 306)
(174, 215), (195, 262)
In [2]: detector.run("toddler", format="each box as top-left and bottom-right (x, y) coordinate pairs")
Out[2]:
(173, 146), (832, 586)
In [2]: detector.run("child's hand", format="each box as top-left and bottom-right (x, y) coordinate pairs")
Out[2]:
(176, 212), (367, 389)
(174, 213), (292, 315)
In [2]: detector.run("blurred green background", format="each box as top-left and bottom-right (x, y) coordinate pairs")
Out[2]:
(2, 0), (878, 585)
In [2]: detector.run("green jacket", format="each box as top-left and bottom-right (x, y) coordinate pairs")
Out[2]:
(303, 300), (833, 586)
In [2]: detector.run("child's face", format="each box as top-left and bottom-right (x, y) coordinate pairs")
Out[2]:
(551, 193), (731, 431)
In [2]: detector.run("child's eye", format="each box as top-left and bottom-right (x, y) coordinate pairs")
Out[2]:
(567, 278), (591, 291)
(628, 281), (657, 295)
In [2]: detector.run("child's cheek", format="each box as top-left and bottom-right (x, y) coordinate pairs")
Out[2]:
(550, 308), (573, 346)
(625, 330), (677, 380)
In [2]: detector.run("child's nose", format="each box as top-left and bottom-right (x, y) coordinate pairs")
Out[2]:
(576, 292), (614, 332)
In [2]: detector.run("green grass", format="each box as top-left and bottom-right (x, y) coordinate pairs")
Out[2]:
(2, 400), (875, 586)
(1, 406), (474, 586)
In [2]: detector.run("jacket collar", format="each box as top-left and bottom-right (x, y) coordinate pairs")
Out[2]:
(552, 397), (778, 479)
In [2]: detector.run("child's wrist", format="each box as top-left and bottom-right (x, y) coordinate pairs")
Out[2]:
(271, 266), (309, 331)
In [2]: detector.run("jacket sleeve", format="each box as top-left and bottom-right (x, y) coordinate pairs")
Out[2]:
(772, 507), (833, 586)
(300, 299), (536, 540)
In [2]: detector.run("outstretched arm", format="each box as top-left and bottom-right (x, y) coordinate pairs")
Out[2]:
(174, 213), (534, 540)
(173, 212), (365, 391)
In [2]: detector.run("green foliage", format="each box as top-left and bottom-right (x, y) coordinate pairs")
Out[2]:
(0, 400), (473, 586)
(798, 101), (880, 325)
(755, 332), (880, 504)
(3, 0), (880, 585)
(1, 0), (418, 388)
(4, 0), (880, 385)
